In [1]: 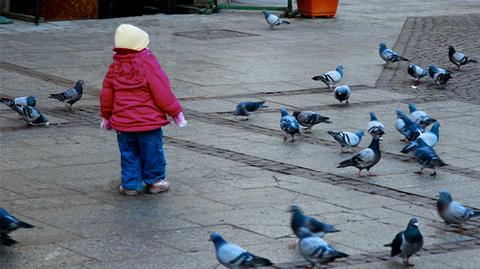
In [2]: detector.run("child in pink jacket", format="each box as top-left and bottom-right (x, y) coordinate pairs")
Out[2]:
(100, 24), (187, 196)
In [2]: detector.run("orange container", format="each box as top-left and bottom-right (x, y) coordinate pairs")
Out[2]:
(297, 0), (339, 18)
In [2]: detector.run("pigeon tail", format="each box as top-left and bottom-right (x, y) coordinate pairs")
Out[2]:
(473, 210), (480, 217)
(337, 159), (355, 168)
(282, 20), (291, 24)
(399, 56), (410, 62)
(333, 250), (349, 259)
(311, 75), (329, 85)
(431, 158), (446, 167)
(17, 221), (34, 229)
(1, 234), (17, 246)
(250, 255), (274, 267)
(468, 59), (478, 63)
(48, 93), (66, 101)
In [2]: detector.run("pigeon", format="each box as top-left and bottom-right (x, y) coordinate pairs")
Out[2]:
(292, 111), (331, 132)
(297, 227), (348, 269)
(262, 10), (290, 29)
(337, 137), (381, 177)
(396, 109), (422, 142)
(0, 97), (49, 126)
(437, 190), (480, 228)
(333, 85), (351, 104)
(367, 112), (385, 139)
(1, 95), (37, 107)
(427, 65), (452, 86)
(408, 103), (436, 128)
(312, 65), (344, 90)
(401, 122), (440, 154)
(1, 207), (34, 246)
(327, 130), (364, 153)
(280, 108), (300, 142)
(384, 218), (423, 267)
(414, 139), (446, 176)
(290, 205), (339, 239)
(49, 80), (84, 111)
(407, 64), (429, 84)
(378, 43), (410, 63)
(209, 232), (273, 269)
(234, 101), (267, 119)
(448, 45), (478, 70)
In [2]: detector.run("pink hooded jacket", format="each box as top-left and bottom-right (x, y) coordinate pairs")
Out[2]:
(100, 48), (183, 132)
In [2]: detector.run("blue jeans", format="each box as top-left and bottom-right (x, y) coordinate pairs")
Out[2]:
(117, 128), (166, 191)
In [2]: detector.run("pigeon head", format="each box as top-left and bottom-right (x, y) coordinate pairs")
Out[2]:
(355, 129), (364, 138)
(280, 107), (289, 117)
(75, 80), (84, 94)
(430, 122), (440, 137)
(292, 111), (300, 118)
(406, 218), (419, 230)
(233, 104), (247, 116)
(378, 43), (387, 50)
(289, 205), (303, 214)
(262, 10), (270, 18)
(448, 45), (455, 55)
(408, 103), (417, 113)
(437, 190), (453, 205)
(209, 232), (227, 248)
(297, 227), (314, 239)
(26, 96), (37, 107)
(336, 65), (344, 74)
(369, 112), (378, 121)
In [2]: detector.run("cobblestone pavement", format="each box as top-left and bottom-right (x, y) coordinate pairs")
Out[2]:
(1, 1), (480, 268)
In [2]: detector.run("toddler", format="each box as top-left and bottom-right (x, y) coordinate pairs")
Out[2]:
(100, 24), (187, 196)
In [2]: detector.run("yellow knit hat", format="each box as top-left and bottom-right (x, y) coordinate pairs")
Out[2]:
(114, 24), (150, 51)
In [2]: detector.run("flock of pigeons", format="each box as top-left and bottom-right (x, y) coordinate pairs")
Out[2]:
(210, 196), (480, 269)
(214, 11), (480, 269)
(0, 80), (84, 126)
(1, 11), (479, 269)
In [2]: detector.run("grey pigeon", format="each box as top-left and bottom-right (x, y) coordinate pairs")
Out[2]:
(414, 139), (446, 177)
(327, 129), (364, 153)
(280, 108), (300, 142)
(437, 190), (480, 228)
(234, 101), (267, 119)
(396, 109), (422, 142)
(333, 85), (351, 104)
(384, 218), (423, 267)
(367, 112), (385, 139)
(407, 64), (428, 84)
(427, 65), (452, 86)
(401, 122), (440, 154)
(292, 111), (331, 132)
(1, 207), (34, 246)
(0, 97), (49, 126)
(49, 80), (84, 111)
(0, 95), (37, 107)
(210, 232), (273, 269)
(448, 45), (478, 70)
(337, 137), (381, 177)
(408, 103), (436, 129)
(379, 43), (409, 63)
(290, 205), (339, 239)
(297, 227), (348, 268)
(312, 65), (344, 90)
(262, 10), (290, 29)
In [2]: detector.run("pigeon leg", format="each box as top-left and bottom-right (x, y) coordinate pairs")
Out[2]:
(283, 134), (288, 142)
(270, 25), (275, 30)
(430, 169), (437, 177)
(414, 167), (424, 175)
(404, 257), (415, 267)
(290, 134), (295, 142)
(357, 170), (364, 177)
(457, 65), (460, 71)
(367, 170), (377, 177)
(302, 127), (312, 133)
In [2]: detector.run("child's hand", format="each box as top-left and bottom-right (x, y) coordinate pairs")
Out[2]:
(173, 112), (187, 128)
(100, 118), (112, 130)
